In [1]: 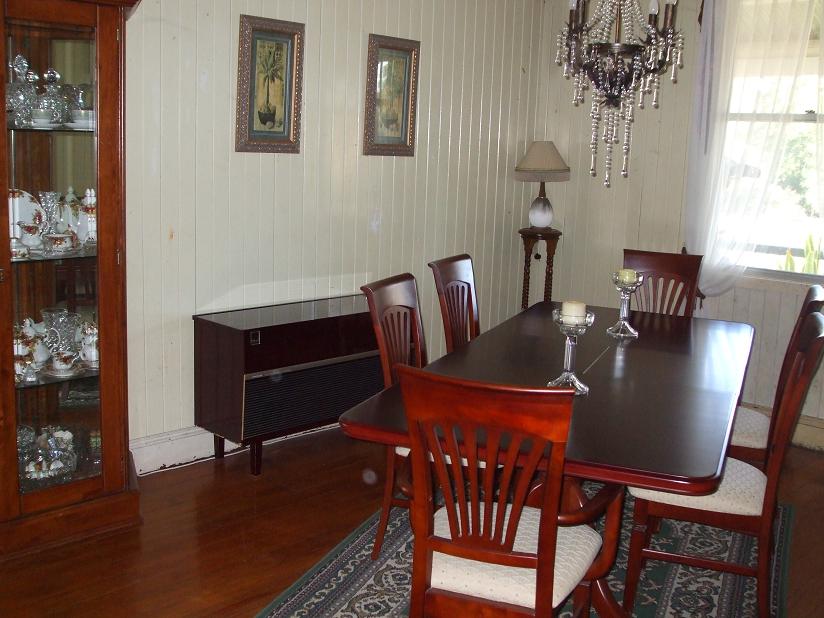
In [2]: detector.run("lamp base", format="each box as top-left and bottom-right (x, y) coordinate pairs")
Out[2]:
(528, 196), (553, 227)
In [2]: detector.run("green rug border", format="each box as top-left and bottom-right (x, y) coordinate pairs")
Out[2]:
(257, 512), (382, 618)
(257, 504), (794, 617)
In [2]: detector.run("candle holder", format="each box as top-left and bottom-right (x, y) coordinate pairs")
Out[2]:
(607, 272), (645, 339)
(548, 308), (595, 395)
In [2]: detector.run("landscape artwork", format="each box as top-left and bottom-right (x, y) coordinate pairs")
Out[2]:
(374, 48), (410, 143)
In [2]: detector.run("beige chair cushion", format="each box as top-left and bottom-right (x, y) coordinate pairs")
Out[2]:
(730, 406), (770, 449)
(629, 458), (766, 516)
(430, 504), (602, 609)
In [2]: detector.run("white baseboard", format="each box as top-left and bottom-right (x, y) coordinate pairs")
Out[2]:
(129, 425), (336, 475)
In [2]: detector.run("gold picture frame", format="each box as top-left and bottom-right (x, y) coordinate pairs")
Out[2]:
(235, 15), (304, 153)
(363, 34), (420, 157)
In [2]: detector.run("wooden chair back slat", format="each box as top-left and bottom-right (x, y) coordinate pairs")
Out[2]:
(623, 249), (703, 317)
(428, 254), (480, 353)
(361, 274), (428, 388)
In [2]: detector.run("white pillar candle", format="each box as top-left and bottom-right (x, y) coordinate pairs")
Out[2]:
(648, 0), (659, 14)
(561, 300), (587, 325)
(665, 0), (676, 4)
(618, 268), (637, 284)
(569, 0), (577, 8)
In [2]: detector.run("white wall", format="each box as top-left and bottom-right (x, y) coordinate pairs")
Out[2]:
(125, 0), (544, 440)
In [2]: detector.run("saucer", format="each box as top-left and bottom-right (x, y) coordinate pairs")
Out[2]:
(42, 365), (83, 378)
(81, 360), (100, 370)
(31, 119), (58, 129)
(64, 121), (94, 131)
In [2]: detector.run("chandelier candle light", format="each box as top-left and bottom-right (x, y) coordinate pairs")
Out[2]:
(556, 0), (684, 186)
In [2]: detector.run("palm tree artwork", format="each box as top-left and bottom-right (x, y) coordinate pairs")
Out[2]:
(255, 39), (286, 130)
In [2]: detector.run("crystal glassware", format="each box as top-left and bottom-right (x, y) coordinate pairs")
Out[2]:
(34, 68), (70, 124)
(37, 191), (62, 236)
(606, 272), (645, 339)
(548, 308), (595, 396)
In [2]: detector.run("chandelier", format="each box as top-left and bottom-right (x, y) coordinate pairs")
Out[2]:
(556, 0), (684, 187)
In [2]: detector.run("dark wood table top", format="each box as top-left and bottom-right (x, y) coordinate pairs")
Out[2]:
(339, 302), (754, 494)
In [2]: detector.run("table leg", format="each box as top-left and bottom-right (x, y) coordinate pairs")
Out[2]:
(214, 435), (225, 459)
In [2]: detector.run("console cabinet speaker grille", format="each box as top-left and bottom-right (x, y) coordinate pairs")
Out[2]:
(243, 355), (383, 439)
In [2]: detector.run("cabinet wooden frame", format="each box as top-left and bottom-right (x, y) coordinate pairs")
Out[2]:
(0, 0), (139, 558)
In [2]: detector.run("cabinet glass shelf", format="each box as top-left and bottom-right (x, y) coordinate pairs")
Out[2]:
(12, 248), (97, 263)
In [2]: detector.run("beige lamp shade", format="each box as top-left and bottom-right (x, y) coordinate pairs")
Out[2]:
(514, 141), (570, 182)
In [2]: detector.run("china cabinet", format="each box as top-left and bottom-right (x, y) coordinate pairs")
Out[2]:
(0, 0), (139, 557)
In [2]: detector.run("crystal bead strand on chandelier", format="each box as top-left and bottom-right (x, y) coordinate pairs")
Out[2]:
(556, 0), (684, 186)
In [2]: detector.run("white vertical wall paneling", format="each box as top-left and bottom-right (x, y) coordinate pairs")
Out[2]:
(695, 276), (823, 422)
(140, 0), (164, 437)
(125, 0), (543, 438)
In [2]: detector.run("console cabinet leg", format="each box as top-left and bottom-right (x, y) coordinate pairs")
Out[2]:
(250, 439), (263, 475)
(214, 435), (225, 459)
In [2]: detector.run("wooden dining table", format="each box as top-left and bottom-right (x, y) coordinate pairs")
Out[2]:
(338, 301), (754, 614)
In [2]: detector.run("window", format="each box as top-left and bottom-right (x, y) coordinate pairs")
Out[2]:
(731, 3), (822, 274)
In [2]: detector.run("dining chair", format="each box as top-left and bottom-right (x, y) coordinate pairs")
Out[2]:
(397, 365), (624, 617)
(361, 273), (428, 559)
(623, 312), (824, 618)
(623, 249), (703, 317)
(729, 284), (824, 468)
(427, 254), (480, 353)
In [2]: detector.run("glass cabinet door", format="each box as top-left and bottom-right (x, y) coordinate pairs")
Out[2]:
(6, 22), (102, 497)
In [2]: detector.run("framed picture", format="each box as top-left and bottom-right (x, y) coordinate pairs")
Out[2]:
(235, 15), (304, 153)
(363, 34), (420, 157)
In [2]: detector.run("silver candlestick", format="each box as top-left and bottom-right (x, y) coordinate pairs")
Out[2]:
(606, 272), (645, 339)
(548, 308), (595, 396)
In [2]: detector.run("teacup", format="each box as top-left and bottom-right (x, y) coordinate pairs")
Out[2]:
(80, 345), (99, 365)
(31, 109), (53, 124)
(51, 351), (78, 372)
(45, 233), (73, 252)
(71, 109), (94, 123)
(17, 222), (42, 249)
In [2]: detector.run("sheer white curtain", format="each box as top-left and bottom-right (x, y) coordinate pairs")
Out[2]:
(685, 0), (821, 296)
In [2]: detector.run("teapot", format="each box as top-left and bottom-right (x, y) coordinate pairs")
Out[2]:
(31, 339), (51, 368)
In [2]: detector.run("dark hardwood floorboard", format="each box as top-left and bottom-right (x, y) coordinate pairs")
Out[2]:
(0, 430), (821, 617)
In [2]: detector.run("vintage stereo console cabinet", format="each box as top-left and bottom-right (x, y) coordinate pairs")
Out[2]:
(0, 0), (140, 558)
(193, 295), (384, 475)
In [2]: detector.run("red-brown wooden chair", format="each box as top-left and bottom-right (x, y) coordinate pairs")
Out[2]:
(623, 312), (824, 618)
(361, 273), (428, 559)
(623, 249), (703, 317)
(428, 254), (480, 353)
(729, 284), (824, 468)
(398, 365), (624, 617)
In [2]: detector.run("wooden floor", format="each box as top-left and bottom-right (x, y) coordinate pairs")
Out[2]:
(0, 428), (822, 617)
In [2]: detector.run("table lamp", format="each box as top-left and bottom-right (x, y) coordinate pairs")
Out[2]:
(514, 141), (570, 228)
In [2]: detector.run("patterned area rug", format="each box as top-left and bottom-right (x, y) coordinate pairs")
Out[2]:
(258, 494), (792, 617)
